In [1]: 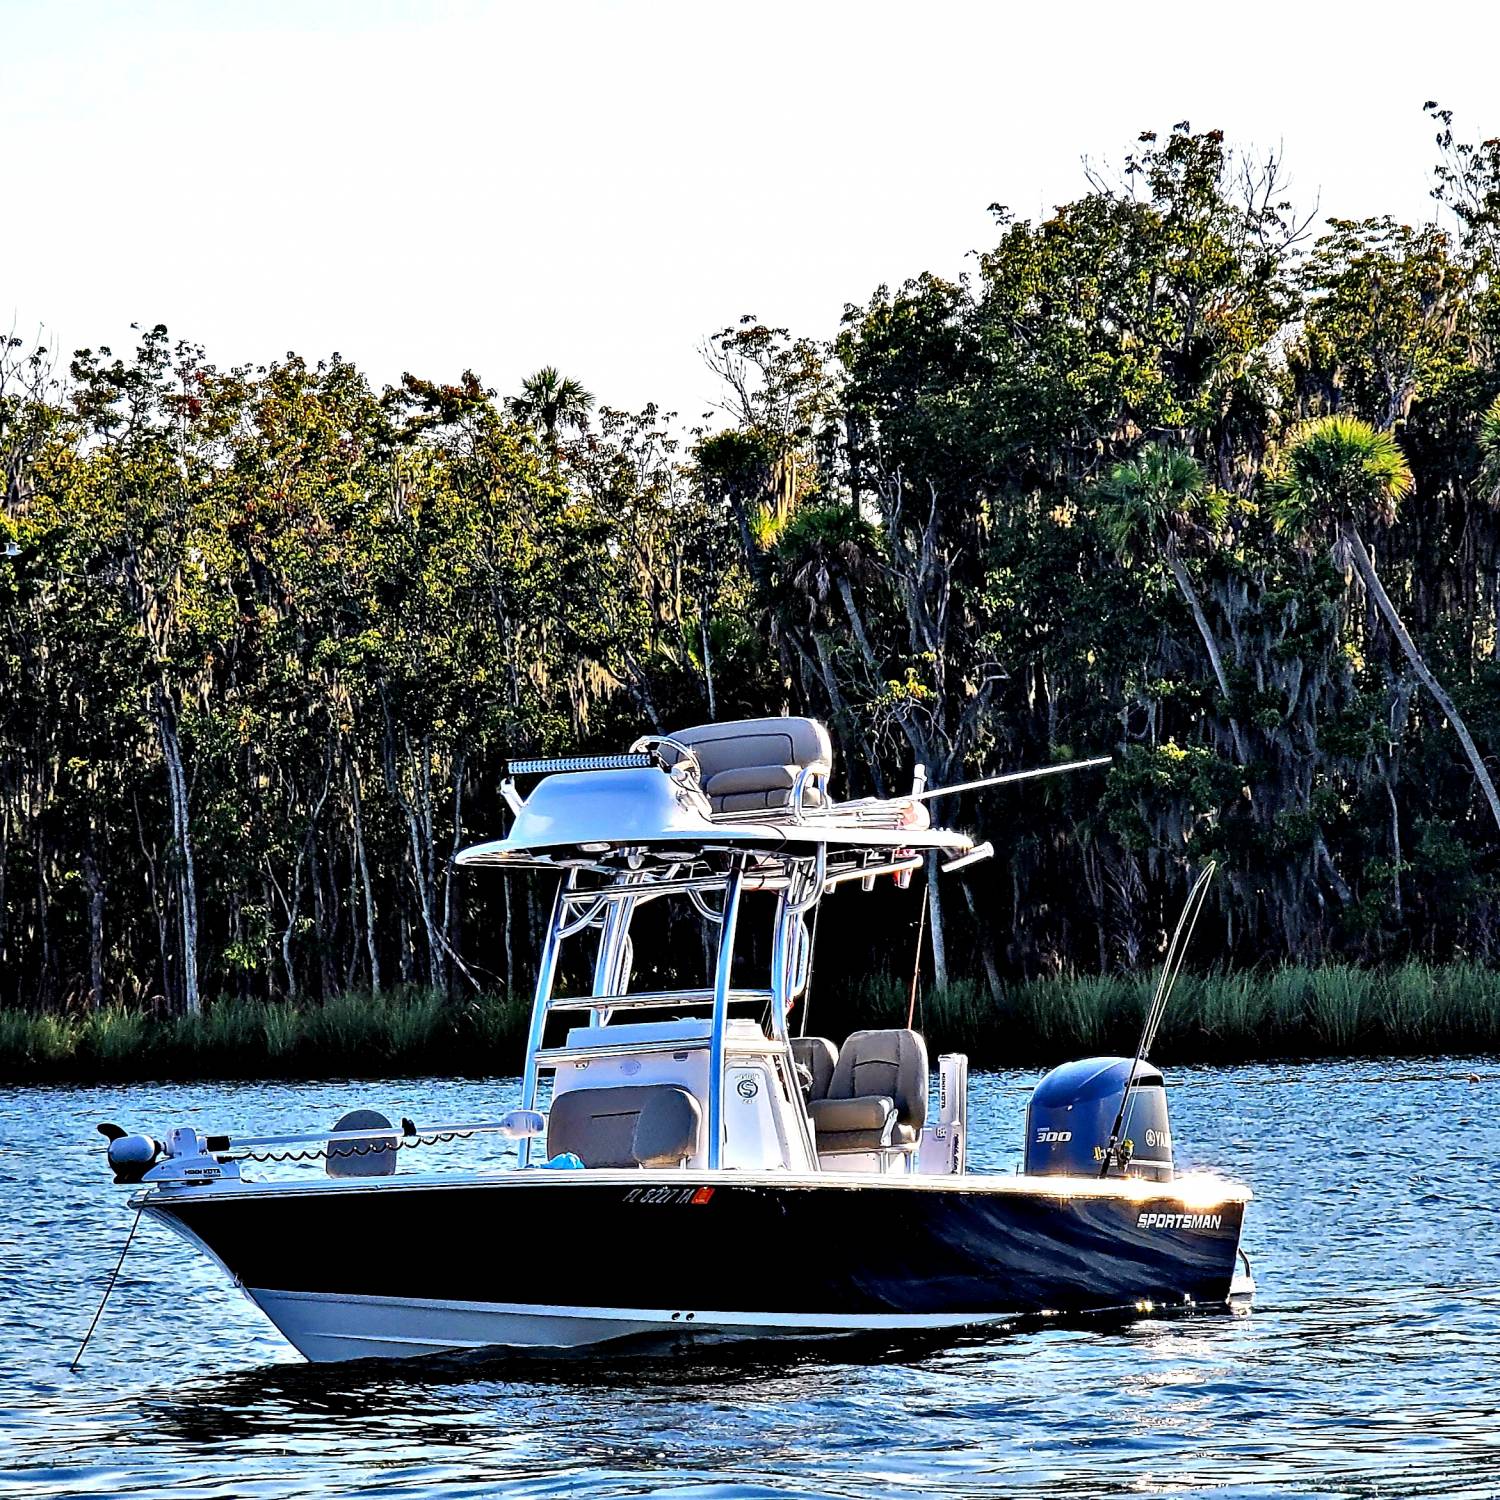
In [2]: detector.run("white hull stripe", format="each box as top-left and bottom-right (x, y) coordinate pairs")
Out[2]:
(251, 1287), (1025, 1332)
(244, 1286), (1246, 1361)
(248, 1287), (1241, 1334)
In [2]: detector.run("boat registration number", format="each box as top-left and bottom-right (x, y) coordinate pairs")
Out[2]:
(622, 1185), (716, 1206)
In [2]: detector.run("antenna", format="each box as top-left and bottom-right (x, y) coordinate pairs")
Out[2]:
(913, 755), (1111, 801)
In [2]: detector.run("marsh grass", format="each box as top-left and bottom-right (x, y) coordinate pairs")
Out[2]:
(815, 961), (1500, 1067)
(2, 963), (1499, 1080)
(0, 986), (530, 1082)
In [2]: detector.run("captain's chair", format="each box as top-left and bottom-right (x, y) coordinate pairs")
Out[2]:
(663, 717), (833, 815)
(806, 1029), (928, 1158)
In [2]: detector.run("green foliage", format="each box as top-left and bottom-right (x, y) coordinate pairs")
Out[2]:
(0, 989), (529, 1080)
(1096, 444), (1219, 563)
(1272, 415), (1415, 536)
(507, 366), (594, 443)
(1480, 394), (1500, 501)
(5, 111), (1500, 1034)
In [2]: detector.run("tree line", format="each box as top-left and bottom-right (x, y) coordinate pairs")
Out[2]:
(4, 112), (1500, 1016)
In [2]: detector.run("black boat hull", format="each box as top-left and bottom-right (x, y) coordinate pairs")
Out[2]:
(145, 1173), (1248, 1361)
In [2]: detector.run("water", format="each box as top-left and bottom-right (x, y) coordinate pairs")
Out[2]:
(2, 1062), (1497, 1499)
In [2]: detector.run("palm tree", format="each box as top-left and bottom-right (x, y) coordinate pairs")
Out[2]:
(508, 366), (594, 444)
(1096, 443), (1246, 763)
(772, 502), (885, 663)
(1480, 393), (1500, 505)
(1272, 413), (1500, 835)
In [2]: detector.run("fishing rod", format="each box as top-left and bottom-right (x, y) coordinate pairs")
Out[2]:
(1099, 860), (1218, 1178)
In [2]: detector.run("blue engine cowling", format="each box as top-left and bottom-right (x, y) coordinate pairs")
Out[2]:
(1023, 1056), (1174, 1182)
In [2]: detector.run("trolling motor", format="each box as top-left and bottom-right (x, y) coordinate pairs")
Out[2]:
(97, 1122), (161, 1183)
(1021, 862), (1218, 1185)
(97, 1122), (244, 1186)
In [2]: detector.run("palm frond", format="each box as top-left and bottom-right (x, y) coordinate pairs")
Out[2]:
(1271, 415), (1413, 538)
(1094, 441), (1208, 560)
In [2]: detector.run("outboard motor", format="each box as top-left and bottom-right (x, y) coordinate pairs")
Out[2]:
(1024, 1056), (1174, 1182)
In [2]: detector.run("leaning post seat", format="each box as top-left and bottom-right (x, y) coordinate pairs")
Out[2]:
(663, 717), (833, 815)
(545, 1084), (703, 1169)
(807, 1029), (929, 1155)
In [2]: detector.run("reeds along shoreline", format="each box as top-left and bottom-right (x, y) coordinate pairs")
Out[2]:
(2, 963), (1499, 1083)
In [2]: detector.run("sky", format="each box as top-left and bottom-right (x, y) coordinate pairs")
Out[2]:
(3, 0), (1499, 422)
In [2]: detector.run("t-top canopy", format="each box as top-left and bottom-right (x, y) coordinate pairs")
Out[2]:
(457, 716), (974, 871)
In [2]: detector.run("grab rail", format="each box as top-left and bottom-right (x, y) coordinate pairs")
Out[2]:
(534, 1034), (772, 1068)
(561, 871), (787, 902)
(547, 986), (773, 1013)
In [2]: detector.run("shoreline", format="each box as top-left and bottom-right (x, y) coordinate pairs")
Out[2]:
(3, 962), (1499, 1083)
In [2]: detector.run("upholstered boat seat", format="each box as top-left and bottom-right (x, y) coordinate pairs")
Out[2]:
(790, 1035), (839, 1101)
(547, 1084), (702, 1168)
(665, 717), (833, 814)
(807, 1028), (928, 1154)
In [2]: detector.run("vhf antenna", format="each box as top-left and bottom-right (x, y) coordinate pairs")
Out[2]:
(1098, 860), (1218, 1179)
(913, 755), (1111, 801)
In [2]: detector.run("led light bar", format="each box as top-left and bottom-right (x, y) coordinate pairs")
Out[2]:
(506, 753), (655, 776)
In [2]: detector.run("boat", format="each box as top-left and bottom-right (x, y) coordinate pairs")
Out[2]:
(96, 716), (1253, 1363)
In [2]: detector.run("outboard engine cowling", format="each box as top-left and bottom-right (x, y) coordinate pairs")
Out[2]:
(1024, 1056), (1173, 1182)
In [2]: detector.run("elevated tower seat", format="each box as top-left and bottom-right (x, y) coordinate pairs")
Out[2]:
(665, 717), (833, 815)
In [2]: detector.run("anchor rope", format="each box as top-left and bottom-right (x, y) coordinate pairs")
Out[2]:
(70, 1202), (143, 1371)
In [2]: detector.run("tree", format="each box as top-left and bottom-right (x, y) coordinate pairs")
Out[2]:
(508, 366), (594, 444)
(1481, 394), (1500, 503)
(1095, 444), (1244, 764)
(1272, 414), (1500, 835)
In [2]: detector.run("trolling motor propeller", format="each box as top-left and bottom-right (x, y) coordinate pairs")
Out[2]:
(97, 1122), (161, 1184)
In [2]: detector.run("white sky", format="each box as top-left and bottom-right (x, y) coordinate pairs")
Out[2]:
(4, 0), (1497, 422)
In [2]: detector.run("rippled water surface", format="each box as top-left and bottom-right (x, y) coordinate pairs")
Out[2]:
(3, 1061), (1498, 1498)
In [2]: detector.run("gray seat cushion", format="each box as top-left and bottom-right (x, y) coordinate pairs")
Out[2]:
(807, 1095), (895, 1133)
(831, 1028), (929, 1130)
(632, 1087), (703, 1168)
(667, 718), (833, 814)
(705, 764), (799, 796)
(547, 1085), (702, 1168)
(790, 1036), (838, 1101)
(811, 1028), (928, 1156)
